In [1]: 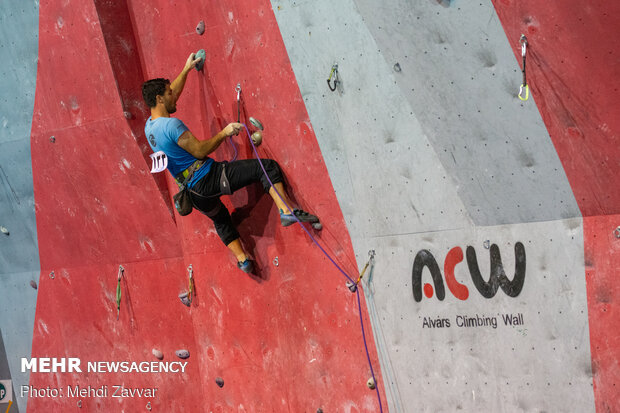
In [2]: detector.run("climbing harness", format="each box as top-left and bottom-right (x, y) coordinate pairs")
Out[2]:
(518, 35), (529, 101)
(116, 265), (124, 320)
(327, 64), (339, 91)
(346, 250), (376, 293)
(175, 160), (205, 187)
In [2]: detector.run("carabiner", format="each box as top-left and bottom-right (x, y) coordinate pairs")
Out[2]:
(327, 64), (339, 92)
(518, 35), (529, 101)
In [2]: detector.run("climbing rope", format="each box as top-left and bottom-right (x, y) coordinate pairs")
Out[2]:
(518, 35), (529, 101)
(241, 124), (384, 412)
(116, 265), (124, 320)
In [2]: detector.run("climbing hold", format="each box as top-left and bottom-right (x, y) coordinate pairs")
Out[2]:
(30, 280), (37, 290)
(195, 49), (206, 71)
(176, 349), (190, 359)
(215, 377), (224, 388)
(251, 131), (263, 146)
(346, 280), (358, 293)
(152, 349), (164, 360)
(273, 256), (279, 267)
(179, 292), (191, 307)
(317, 409), (324, 413)
(393, 63), (402, 72)
(196, 20), (205, 35)
(249, 117), (264, 131)
(0, 226), (9, 236)
(123, 111), (133, 119)
(614, 227), (620, 238)
(49, 271), (55, 279)
(146, 401), (152, 411)
(311, 222), (323, 230)
(50, 136), (55, 143)
(367, 377), (376, 390)
(77, 400), (82, 408)
(483, 240), (490, 249)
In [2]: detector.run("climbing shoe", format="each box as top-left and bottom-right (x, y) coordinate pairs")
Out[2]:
(237, 258), (254, 274)
(280, 209), (320, 227)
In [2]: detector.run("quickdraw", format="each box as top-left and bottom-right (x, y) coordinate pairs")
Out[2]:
(347, 250), (376, 293)
(327, 64), (339, 92)
(116, 265), (124, 320)
(518, 35), (529, 101)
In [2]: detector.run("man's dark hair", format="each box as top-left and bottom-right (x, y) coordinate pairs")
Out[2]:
(141, 78), (170, 108)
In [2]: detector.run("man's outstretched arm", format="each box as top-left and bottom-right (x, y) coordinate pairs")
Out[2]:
(170, 53), (202, 103)
(178, 123), (244, 160)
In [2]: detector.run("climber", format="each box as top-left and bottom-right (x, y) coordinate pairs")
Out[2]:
(141, 52), (319, 274)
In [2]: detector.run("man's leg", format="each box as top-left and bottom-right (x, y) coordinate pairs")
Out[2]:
(269, 182), (292, 215)
(191, 188), (253, 272)
(226, 159), (293, 213)
(226, 238), (247, 262)
(225, 158), (319, 226)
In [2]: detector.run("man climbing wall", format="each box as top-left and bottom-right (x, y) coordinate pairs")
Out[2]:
(141, 52), (320, 274)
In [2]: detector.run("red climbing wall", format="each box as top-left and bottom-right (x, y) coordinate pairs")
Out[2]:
(28, 0), (384, 411)
(492, 1), (620, 411)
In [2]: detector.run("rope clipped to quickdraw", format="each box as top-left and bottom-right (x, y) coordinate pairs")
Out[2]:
(518, 35), (529, 101)
(116, 265), (124, 320)
(347, 250), (376, 293)
(327, 64), (339, 91)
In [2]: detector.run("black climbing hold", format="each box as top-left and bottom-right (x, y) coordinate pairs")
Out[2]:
(30, 280), (37, 290)
(215, 377), (224, 388)
(393, 63), (402, 72)
(317, 409), (324, 413)
(195, 49), (206, 71)
(346, 281), (357, 293)
(176, 349), (190, 359)
(196, 20), (205, 35)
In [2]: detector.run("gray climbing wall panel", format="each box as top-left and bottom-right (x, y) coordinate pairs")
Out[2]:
(352, 0), (580, 226)
(0, 1), (40, 412)
(271, 0), (593, 411)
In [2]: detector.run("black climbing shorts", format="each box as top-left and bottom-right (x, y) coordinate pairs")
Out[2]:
(190, 159), (284, 245)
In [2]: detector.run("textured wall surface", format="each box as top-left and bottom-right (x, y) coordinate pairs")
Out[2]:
(272, 0), (617, 411)
(0, 1), (40, 412)
(22, 0), (384, 411)
(1, 0), (618, 412)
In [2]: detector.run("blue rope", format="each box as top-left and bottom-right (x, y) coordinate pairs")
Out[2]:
(241, 124), (383, 412)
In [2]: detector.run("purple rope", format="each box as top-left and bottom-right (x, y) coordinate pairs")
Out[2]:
(241, 124), (383, 412)
(229, 136), (239, 162)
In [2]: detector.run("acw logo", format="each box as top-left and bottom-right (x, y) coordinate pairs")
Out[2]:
(412, 242), (526, 301)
